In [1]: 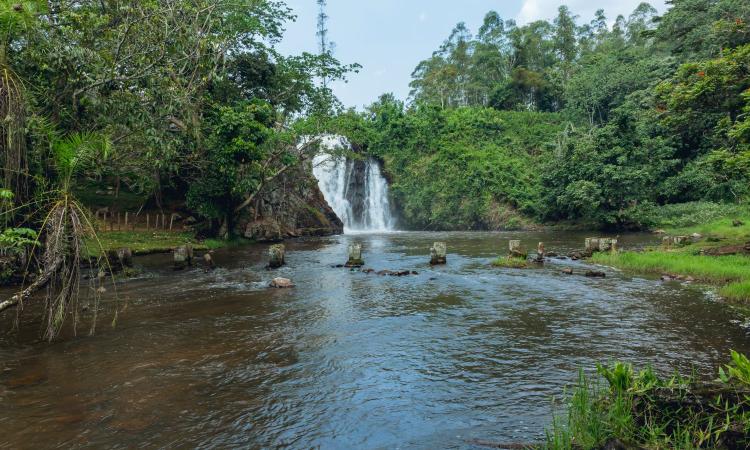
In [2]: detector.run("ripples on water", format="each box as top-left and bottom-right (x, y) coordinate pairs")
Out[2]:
(1, 231), (749, 449)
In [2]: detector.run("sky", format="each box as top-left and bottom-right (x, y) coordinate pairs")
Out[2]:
(276, 0), (668, 109)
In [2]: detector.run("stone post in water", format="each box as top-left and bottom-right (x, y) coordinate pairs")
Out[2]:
(509, 240), (527, 259)
(599, 238), (618, 253)
(534, 242), (545, 263)
(173, 245), (191, 270)
(346, 243), (364, 267)
(430, 242), (447, 265)
(584, 238), (601, 254)
(268, 244), (286, 269)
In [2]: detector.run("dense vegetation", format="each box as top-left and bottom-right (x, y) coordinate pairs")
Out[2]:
(0, 1), (357, 338)
(334, 0), (750, 230)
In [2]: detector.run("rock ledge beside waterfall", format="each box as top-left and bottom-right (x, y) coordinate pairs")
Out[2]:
(235, 160), (344, 242)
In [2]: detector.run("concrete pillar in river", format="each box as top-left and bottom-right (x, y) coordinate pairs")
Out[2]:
(599, 238), (618, 253)
(430, 242), (447, 265)
(174, 244), (193, 270)
(268, 244), (286, 269)
(584, 238), (600, 253)
(346, 243), (364, 267)
(534, 242), (545, 263)
(509, 240), (527, 259)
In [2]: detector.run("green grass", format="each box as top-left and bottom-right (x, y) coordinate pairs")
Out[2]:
(491, 256), (528, 268)
(87, 231), (207, 256)
(86, 231), (252, 256)
(652, 201), (750, 230)
(543, 355), (750, 449)
(592, 251), (750, 302)
(591, 208), (750, 303)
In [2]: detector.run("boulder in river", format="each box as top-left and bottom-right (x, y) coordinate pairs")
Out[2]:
(268, 244), (286, 269)
(430, 242), (447, 265)
(270, 277), (294, 288)
(585, 270), (606, 278)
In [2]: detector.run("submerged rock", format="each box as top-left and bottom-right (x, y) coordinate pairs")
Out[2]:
(585, 270), (606, 278)
(270, 278), (294, 288)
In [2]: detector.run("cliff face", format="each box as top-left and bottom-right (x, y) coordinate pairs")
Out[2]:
(235, 160), (343, 242)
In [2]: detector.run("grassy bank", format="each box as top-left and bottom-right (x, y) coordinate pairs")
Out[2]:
(87, 231), (250, 256)
(543, 352), (750, 449)
(591, 207), (750, 303)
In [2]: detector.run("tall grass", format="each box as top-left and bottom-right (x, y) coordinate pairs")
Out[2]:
(592, 252), (750, 302)
(543, 356), (750, 449)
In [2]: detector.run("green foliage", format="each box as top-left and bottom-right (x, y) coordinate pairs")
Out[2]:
(545, 354), (750, 449)
(186, 100), (275, 220)
(719, 350), (750, 385)
(333, 101), (564, 229)
(0, 227), (37, 252)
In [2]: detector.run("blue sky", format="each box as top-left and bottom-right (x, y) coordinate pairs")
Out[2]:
(277, 0), (667, 109)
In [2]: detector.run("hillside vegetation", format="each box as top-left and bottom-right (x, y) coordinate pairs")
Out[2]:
(332, 0), (750, 230)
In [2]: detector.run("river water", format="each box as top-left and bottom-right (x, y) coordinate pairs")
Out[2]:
(2, 231), (750, 449)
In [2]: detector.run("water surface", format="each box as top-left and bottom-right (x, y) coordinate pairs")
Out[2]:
(1, 231), (749, 449)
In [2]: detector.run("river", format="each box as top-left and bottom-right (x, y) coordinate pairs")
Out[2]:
(1, 231), (749, 449)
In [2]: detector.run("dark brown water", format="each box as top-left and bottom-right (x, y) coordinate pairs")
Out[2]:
(2, 231), (750, 449)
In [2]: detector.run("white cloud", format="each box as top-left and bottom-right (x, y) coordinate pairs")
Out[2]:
(515, 0), (667, 25)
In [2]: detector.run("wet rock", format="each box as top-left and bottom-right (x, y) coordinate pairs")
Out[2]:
(270, 277), (294, 288)
(562, 268), (574, 275)
(585, 270), (606, 278)
(268, 244), (286, 269)
(508, 240), (527, 259)
(691, 233), (703, 240)
(203, 252), (215, 270)
(245, 219), (283, 243)
(546, 251), (559, 257)
(430, 242), (447, 265)
(362, 268), (375, 274)
(345, 243), (364, 267)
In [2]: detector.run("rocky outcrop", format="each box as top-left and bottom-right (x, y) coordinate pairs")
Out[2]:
(236, 160), (343, 242)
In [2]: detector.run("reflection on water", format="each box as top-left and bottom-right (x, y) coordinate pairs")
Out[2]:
(1, 231), (749, 449)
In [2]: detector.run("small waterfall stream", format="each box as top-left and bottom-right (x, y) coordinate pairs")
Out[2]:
(313, 136), (395, 233)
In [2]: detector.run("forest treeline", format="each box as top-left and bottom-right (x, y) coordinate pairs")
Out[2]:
(333, 0), (750, 229)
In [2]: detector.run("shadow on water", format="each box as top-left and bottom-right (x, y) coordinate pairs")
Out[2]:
(1, 231), (750, 449)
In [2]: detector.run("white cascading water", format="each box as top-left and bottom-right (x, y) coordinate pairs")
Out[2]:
(313, 136), (395, 233)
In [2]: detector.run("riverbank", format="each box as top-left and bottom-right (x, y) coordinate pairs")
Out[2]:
(542, 352), (750, 449)
(591, 214), (750, 303)
(87, 231), (251, 256)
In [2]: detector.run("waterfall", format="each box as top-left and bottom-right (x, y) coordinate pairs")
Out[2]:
(313, 136), (395, 233)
